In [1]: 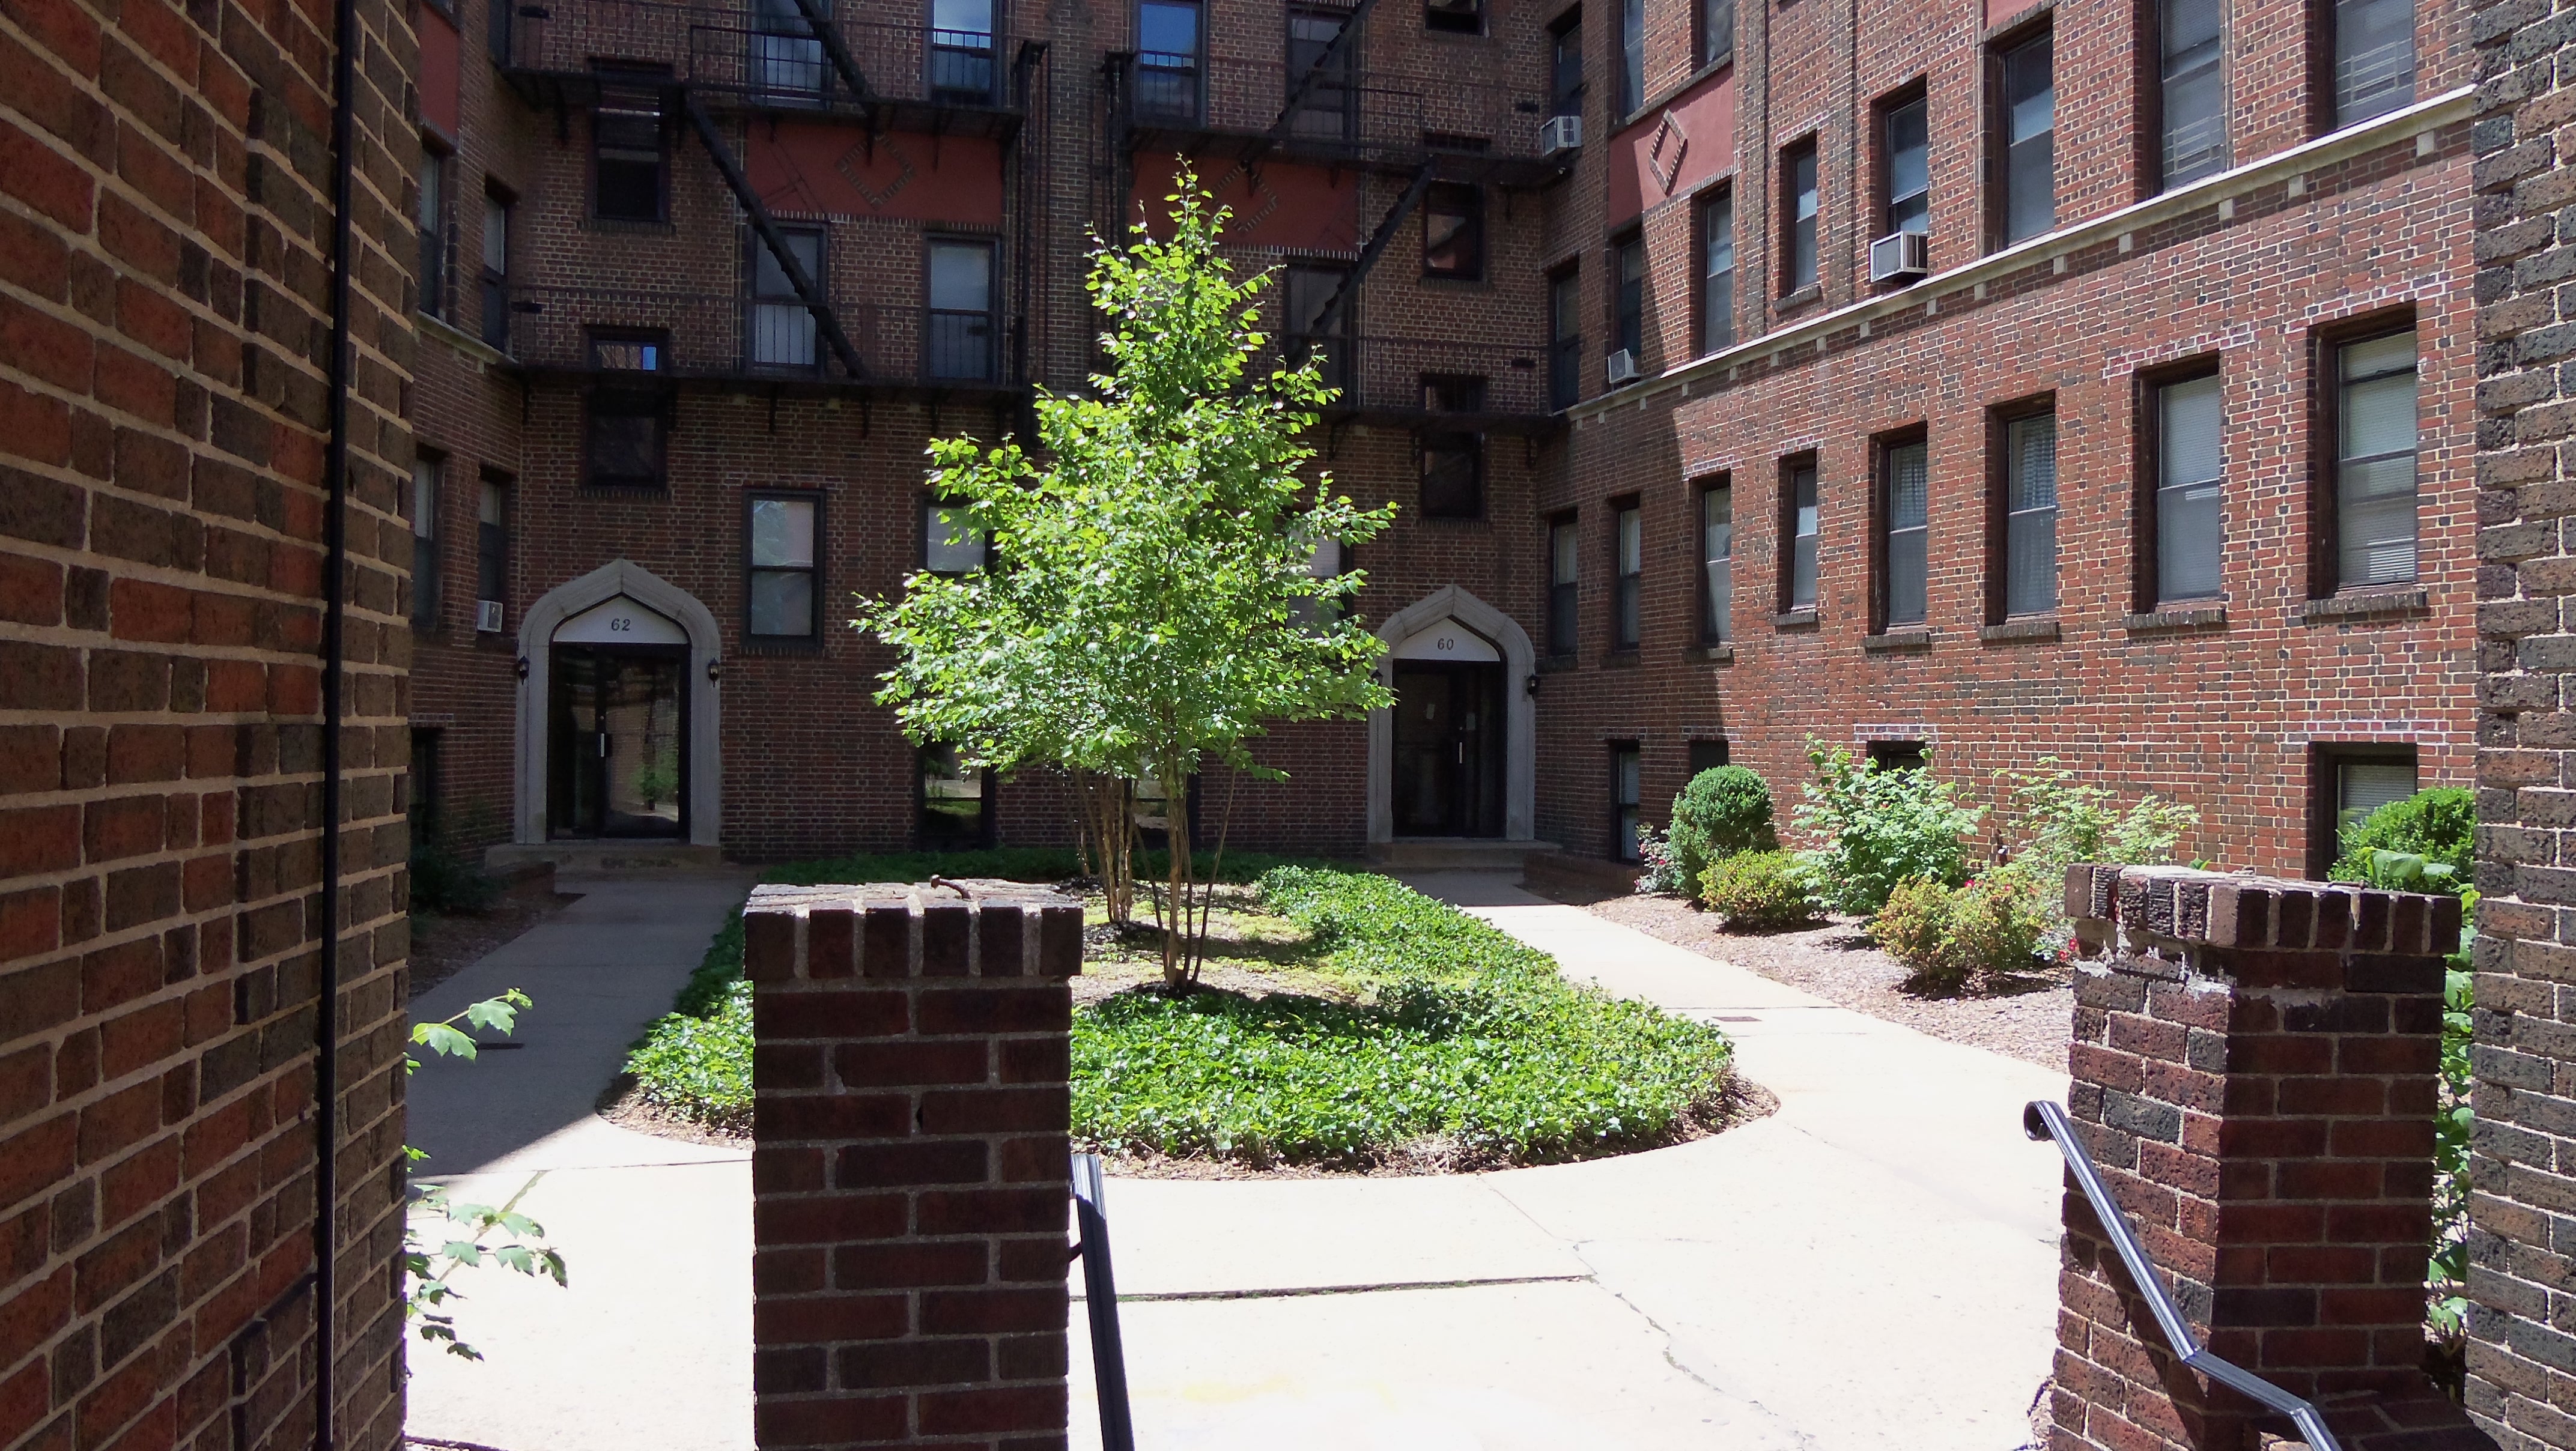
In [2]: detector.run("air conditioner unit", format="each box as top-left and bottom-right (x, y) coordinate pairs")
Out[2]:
(1539, 114), (1582, 156)
(476, 599), (505, 634)
(1604, 348), (1639, 386)
(1868, 230), (1930, 284)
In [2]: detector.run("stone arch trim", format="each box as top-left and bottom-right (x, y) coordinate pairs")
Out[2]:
(514, 560), (725, 847)
(1367, 586), (1537, 844)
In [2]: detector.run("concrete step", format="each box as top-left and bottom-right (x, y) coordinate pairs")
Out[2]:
(485, 841), (729, 874)
(1367, 837), (1563, 871)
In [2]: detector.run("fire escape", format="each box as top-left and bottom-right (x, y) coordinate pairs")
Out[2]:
(491, 0), (1049, 419)
(1104, 0), (1563, 432)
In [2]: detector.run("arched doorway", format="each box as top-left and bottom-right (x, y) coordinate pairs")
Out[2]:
(1368, 587), (1537, 845)
(513, 562), (724, 848)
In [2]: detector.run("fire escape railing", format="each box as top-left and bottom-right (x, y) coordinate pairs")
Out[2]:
(680, 92), (868, 381)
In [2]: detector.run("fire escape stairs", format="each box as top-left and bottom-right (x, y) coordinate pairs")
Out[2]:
(1268, 0), (1380, 141)
(1313, 159), (1435, 339)
(682, 94), (870, 381)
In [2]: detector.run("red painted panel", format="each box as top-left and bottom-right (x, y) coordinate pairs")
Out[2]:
(1605, 68), (1736, 229)
(419, 8), (460, 136)
(1987, 0), (2044, 27)
(1128, 153), (1362, 253)
(746, 123), (1005, 225)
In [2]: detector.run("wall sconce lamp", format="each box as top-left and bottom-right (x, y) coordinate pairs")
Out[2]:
(1524, 674), (1540, 697)
(707, 658), (724, 683)
(515, 656), (530, 680)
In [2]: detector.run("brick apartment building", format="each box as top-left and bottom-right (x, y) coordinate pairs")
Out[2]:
(403, 0), (2470, 874)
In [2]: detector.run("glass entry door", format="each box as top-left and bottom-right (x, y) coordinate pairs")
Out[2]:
(1391, 662), (1505, 837)
(550, 645), (687, 838)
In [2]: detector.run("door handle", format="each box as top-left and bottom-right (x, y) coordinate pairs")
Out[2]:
(598, 734), (609, 758)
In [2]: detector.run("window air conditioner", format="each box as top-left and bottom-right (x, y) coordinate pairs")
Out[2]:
(476, 599), (505, 634)
(1539, 114), (1582, 156)
(1604, 348), (1639, 386)
(1868, 230), (1930, 284)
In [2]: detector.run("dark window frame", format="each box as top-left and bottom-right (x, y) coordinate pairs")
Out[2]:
(479, 181), (514, 350)
(921, 494), (989, 575)
(1609, 493), (1644, 651)
(928, 0), (1001, 105)
(1548, 7), (1586, 120)
(1609, 741), (1643, 862)
(1874, 82), (1931, 242)
(591, 75), (672, 224)
(1780, 136), (1820, 296)
(1135, 0), (1206, 124)
(2143, 0), (2228, 195)
(2309, 303), (2420, 598)
(2133, 356), (2227, 613)
(1426, 0), (1484, 33)
(582, 329), (673, 491)
(1778, 452), (1820, 615)
(1982, 392), (2059, 624)
(1546, 511), (1580, 658)
(924, 233), (1001, 383)
(1614, 0), (1644, 117)
(1987, 20), (2056, 249)
(1698, 184), (1736, 354)
(747, 222), (828, 375)
(1422, 182), (1486, 279)
(743, 489), (824, 646)
(410, 450), (443, 628)
(1699, 0), (1734, 69)
(1611, 228), (1645, 366)
(1687, 738), (1731, 777)
(1867, 740), (1928, 772)
(1870, 426), (1931, 634)
(1697, 472), (1734, 644)
(2311, 0), (2415, 132)
(475, 470), (511, 608)
(1420, 374), (1489, 520)
(418, 138), (453, 321)
(917, 742), (997, 850)
(1284, 4), (1359, 141)
(2304, 740), (2418, 879)
(1548, 263), (1583, 410)
(410, 726), (445, 842)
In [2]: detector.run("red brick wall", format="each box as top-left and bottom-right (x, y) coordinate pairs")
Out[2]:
(0, 0), (418, 1437)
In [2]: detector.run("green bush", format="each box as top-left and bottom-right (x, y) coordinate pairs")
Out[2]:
(1871, 874), (2047, 997)
(1667, 766), (1779, 892)
(2332, 787), (2473, 898)
(410, 837), (501, 916)
(1996, 759), (2199, 875)
(624, 982), (752, 1130)
(1791, 742), (1984, 916)
(1698, 850), (1818, 931)
(1074, 867), (1733, 1168)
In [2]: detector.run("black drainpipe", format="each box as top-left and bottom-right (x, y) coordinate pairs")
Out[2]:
(314, 0), (361, 1431)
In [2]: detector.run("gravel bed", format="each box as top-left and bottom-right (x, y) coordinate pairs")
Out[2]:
(1583, 892), (2074, 1074)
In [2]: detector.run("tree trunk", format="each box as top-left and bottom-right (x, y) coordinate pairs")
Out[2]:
(1159, 766), (1191, 988)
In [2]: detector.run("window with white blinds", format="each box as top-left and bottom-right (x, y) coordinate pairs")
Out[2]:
(1882, 441), (1928, 628)
(2006, 413), (2058, 616)
(2156, 373), (2223, 604)
(1701, 483), (1733, 643)
(2336, 329), (2418, 589)
(2336, 756), (2417, 838)
(1787, 461), (1819, 610)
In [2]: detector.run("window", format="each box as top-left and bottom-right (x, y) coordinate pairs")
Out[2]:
(593, 80), (668, 222)
(1699, 479), (1733, 643)
(1997, 31), (2055, 244)
(751, 0), (825, 100)
(926, 238), (996, 381)
(919, 744), (991, 848)
(418, 142), (449, 320)
(2156, 0), (2226, 189)
(929, 0), (997, 105)
(1548, 515), (1579, 656)
(1612, 232), (1644, 367)
(410, 727), (443, 841)
(1612, 500), (1642, 649)
(2150, 370), (2224, 604)
(1137, 0), (1202, 123)
(1882, 93), (1929, 238)
(1286, 7), (1356, 141)
(1423, 184), (1484, 279)
(2331, 0), (2413, 126)
(2000, 409), (2058, 616)
(1427, 0), (1483, 34)
(1295, 532), (1347, 624)
(1549, 10), (1585, 119)
(747, 494), (819, 641)
(1611, 744), (1642, 862)
(748, 227), (824, 372)
(2308, 744), (2417, 877)
(1867, 740), (1927, 772)
(924, 498), (988, 573)
(410, 455), (440, 626)
(2332, 327), (2419, 589)
(479, 189), (511, 350)
(1782, 457), (1819, 611)
(486, 0), (511, 63)
(1615, 0), (1644, 115)
(1549, 267), (1582, 409)
(1879, 437), (1928, 630)
(1701, 0), (1734, 67)
(1421, 377), (1486, 519)
(585, 332), (669, 489)
(1286, 263), (1351, 391)
(1782, 139), (1819, 293)
(1687, 739), (1730, 777)
(1700, 188), (1735, 352)
(476, 477), (508, 608)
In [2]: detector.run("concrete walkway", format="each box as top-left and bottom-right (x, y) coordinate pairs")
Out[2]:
(1071, 872), (2070, 1451)
(404, 869), (756, 1451)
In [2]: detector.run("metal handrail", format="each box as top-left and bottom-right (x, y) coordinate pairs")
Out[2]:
(2022, 1100), (2344, 1451)
(1071, 1153), (1135, 1451)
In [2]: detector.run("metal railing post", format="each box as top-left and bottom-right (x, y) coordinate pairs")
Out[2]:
(1071, 1153), (1135, 1451)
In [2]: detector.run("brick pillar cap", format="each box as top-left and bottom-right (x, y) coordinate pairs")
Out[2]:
(2062, 863), (2461, 956)
(742, 881), (1085, 981)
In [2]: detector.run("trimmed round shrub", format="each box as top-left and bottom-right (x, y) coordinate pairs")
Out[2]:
(2332, 786), (2473, 897)
(1699, 850), (1818, 931)
(1872, 875), (2047, 997)
(1668, 766), (1779, 893)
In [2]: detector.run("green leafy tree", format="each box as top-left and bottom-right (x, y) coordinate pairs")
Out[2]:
(404, 990), (569, 1361)
(859, 174), (1396, 985)
(1791, 741), (1984, 916)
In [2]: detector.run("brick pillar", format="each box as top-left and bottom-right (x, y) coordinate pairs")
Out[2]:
(2050, 865), (2465, 1451)
(743, 882), (1084, 1450)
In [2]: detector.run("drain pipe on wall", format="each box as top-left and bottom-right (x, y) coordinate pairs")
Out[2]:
(313, 0), (363, 1431)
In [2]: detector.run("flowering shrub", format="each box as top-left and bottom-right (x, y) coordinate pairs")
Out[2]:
(1633, 824), (1688, 896)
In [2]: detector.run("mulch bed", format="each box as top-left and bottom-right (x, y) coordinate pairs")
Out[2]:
(1578, 891), (2075, 1074)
